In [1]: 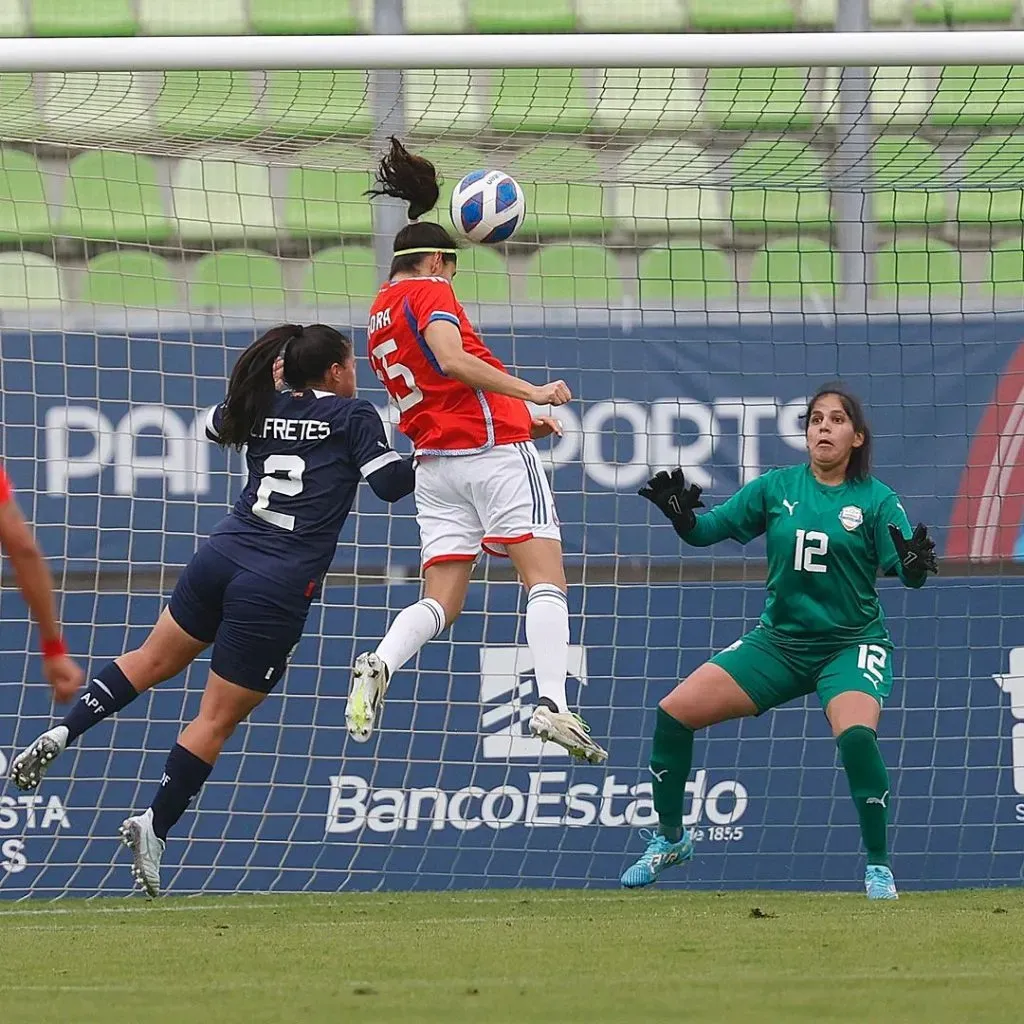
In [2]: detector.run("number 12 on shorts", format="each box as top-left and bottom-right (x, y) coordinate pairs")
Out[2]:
(857, 644), (887, 690)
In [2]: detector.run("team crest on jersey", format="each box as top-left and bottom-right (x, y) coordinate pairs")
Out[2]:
(839, 505), (864, 532)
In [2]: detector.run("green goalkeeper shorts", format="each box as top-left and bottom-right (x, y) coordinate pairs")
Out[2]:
(709, 626), (894, 714)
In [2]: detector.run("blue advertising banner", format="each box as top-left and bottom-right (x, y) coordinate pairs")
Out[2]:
(2, 315), (1023, 572)
(0, 577), (1021, 896)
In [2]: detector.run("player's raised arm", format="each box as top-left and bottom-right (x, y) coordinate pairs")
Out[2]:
(639, 468), (768, 547)
(345, 401), (415, 504)
(422, 318), (570, 407)
(0, 474), (84, 702)
(877, 494), (937, 588)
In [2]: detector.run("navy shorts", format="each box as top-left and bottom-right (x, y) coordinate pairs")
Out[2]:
(168, 543), (314, 693)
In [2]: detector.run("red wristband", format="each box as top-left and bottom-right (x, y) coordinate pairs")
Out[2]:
(42, 637), (67, 659)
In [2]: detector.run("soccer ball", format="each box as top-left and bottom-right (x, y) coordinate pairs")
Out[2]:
(449, 169), (525, 244)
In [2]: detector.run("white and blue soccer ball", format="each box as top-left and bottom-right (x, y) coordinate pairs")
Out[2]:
(449, 169), (525, 244)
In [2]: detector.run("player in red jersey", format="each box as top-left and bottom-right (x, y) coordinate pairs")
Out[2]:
(346, 139), (606, 764)
(0, 466), (83, 702)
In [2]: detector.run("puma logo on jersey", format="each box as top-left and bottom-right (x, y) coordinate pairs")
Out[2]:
(782, 499), (799, 516)
(865, 790), (889, 809)
(649, 767), (668, 782)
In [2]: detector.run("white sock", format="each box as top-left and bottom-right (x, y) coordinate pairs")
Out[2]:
(375, 598), (446, 676)
(526, 583), (570, 712)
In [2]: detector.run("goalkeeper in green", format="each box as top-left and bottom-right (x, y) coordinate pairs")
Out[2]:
(620, 385), (937, 900)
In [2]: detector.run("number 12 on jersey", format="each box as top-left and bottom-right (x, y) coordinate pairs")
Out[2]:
(793, 529), (828, 573)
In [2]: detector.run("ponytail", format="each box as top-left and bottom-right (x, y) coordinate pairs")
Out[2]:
(218, 323), (353, 450)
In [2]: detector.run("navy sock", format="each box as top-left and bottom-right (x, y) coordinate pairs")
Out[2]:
(59, 662), (140, 743)
(149, 743), (213, 841)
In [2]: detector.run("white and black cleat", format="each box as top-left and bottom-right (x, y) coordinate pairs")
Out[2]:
(529, 700), (608, 765)
(119, 808), (165, 898)
(8, 725), (69, 792)
(345, 652), (390, 742)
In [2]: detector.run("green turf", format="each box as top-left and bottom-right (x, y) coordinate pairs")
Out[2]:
(1, 889), (1021, 1022)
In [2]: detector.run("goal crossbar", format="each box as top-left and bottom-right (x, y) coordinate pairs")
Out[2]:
(0, 31), (1023, 72)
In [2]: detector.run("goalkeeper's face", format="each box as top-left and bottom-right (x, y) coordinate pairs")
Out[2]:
(806, 393), (864, 473)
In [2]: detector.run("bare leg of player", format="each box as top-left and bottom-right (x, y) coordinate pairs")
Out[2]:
(506, 538), (607, 765)
(9, 610), (207, 792)
(121, 673), (265, 898)
(346, 561), (474, 742)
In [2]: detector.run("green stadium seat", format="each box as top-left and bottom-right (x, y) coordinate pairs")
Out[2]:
(637, 246), (736, 306)
(0, 0), (28, 34)
(874, 238), (962, 300)
(0, 74), (41, 138)
(870, 0), (907, 23)
(823, 66), (932, 128)
(172, 154), (277, 243)
(803, 0), (904, 27)
(81, 251), (180, 308)
(31, 0), (135, 36)
(576, 0), (683, 29)
(453, 246), (510, 304)
(284, 162), (374, 238)
(191, 250), (285, 309)
(703, 67), (814, 132)
(263, 71), (372, 139)
(250, 0), (364, 33)
(592, 69), (700, 133)
(689, 0), (794, 30)
(302, 246), (379, 305)
(490, 69), (591, 134)
(138, 0), (246, 33)
(42, 72), (154, 142)
(512, 143), (610, 239)
(929, 65), (1024, 127)
(155, 71), (260, 140)
(913, 0), (1015, 23)
(729, 140), (830, 231)
(612, 142), (725, 237)
(869, 135), (948, 224)
(987, 241), (1024, 299)
(749, 238), (838, 300)
(0, 149), (50, 241)
(406, 71), (487, 136)
(57, 150), (171, 243)
(469, 0), (575, 32)
(0, 252), (61, 308)
(405, 0), (467, 32)
(955, 135), (1024, 223)
(525, 244), (624, 304)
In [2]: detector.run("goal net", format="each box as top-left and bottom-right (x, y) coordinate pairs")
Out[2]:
(0, 36), (1022, 895)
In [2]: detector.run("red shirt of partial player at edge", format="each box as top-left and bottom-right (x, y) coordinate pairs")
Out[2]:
(0, 467), (13, 504)
(367, 276), (532, 455)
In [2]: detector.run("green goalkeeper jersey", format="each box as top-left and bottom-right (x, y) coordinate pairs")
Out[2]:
(682, 464), (923, 651)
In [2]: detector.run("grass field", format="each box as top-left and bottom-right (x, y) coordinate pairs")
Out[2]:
(1, 889), (1021, 1023)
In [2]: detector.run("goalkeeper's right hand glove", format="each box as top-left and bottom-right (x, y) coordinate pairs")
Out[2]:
(638, 468), (704, 535)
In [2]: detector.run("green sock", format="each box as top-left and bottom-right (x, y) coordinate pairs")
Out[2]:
(650, 706), (694, 843)
(837, 724), (891, 868)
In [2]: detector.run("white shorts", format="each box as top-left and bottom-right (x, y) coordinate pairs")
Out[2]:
(416, 441), (562, 570)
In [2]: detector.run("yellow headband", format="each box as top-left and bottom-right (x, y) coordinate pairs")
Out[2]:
(393, 247), (458, 257)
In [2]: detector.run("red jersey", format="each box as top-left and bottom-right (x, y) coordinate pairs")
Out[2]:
(0, 467), (12, 504)
(367, 277), (532, 455)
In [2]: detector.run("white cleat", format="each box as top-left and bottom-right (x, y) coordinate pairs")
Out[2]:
(346, 652), (390, 743)
(529, 704), (608, 765)
(119, 808), (165, 898)
(8, 725), (69, 792)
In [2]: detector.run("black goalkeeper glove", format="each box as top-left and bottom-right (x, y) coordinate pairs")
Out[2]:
(888, 522), (938, 578)
(638, 468), (704, 536)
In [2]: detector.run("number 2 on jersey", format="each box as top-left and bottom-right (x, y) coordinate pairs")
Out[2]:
(793, 529), (828, 573)
(253, 454), (305, 531)
(370, 339), (424, 413)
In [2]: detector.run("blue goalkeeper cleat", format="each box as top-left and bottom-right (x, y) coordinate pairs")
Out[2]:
(865, 864), (899, 900)
(620, 828), (693, 889)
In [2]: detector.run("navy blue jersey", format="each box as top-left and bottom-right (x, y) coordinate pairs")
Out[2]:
(205, 388), (406, 587)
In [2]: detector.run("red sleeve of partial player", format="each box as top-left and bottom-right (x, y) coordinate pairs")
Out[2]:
(0, 468), (13, 504)
(404, 278), (461, 335)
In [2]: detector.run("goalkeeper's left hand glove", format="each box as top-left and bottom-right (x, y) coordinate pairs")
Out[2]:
(888, 522), (938, 578)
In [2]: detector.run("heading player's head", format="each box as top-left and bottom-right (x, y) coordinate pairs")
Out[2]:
(218, 324), (355, 449)
(367, 136), (459, 280)
(804, 383), (871, 481)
